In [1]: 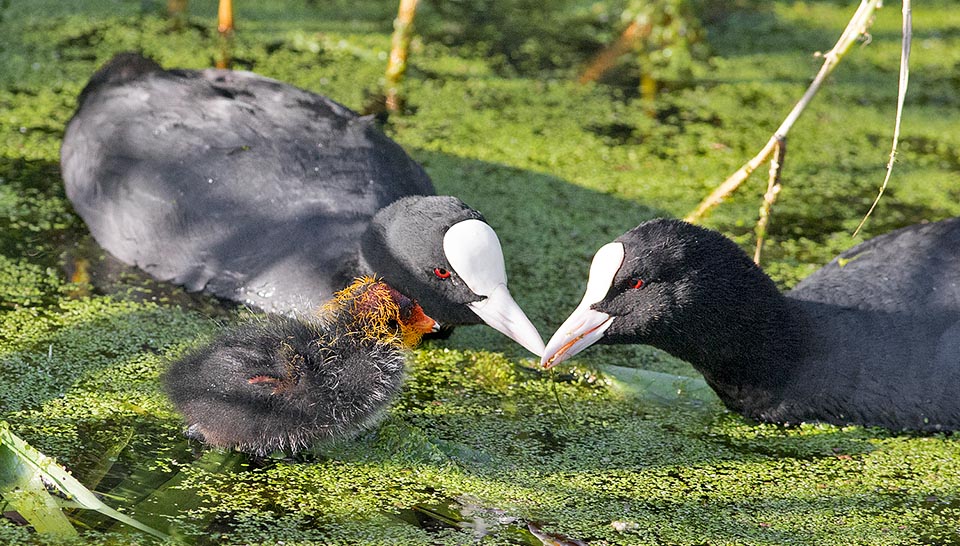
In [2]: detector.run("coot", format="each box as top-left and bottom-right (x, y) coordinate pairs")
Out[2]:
(164, 277), (438, 455)
(542, 218), (960, 431)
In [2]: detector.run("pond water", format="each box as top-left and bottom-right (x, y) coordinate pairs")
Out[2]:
(3, 2), (960, 544)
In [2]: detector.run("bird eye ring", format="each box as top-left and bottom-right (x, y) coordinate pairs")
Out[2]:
(434, 267), (451, 279)
(631, 279), (644, 289)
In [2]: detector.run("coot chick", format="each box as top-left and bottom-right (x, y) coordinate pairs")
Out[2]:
(542, 218), (960, 431)
(164, 277), (439, 456)
(60, 53), (543, 355)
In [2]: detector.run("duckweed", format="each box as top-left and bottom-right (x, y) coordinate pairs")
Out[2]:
(2, 1), (960, 544)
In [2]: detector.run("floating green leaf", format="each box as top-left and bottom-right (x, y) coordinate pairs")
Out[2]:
(0, 422), (168, 540)
(598, 364), (717, 403)
(0, 425), (77, 536)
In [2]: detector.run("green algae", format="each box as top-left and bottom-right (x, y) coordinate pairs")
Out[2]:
(0, 425), (78, 537)
(2, 1), (960, 544)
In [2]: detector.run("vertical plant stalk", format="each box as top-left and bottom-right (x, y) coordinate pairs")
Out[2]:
(167, 0), (187, 16)
(639, 72), (658, 103)
(385, 0), (420, 113)
(753, 137), (786, 264)
(854, 0), (911, 237)
(167, 0), (188, 30)
(685, 0), (884, 223)
(217, 0), (234, 34)
(216, 0), (235, 69)
(577, 20), (652, 85)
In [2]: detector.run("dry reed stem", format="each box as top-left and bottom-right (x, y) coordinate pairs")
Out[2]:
(215, 0), (234, 69)
(753, 137), (786, 264)
(685, 0), (884, 224)
(578, 20), (652, 85)
(854, 0), (912, 237)
(218, 0), (234, 34)
(385, 0), (420, 113)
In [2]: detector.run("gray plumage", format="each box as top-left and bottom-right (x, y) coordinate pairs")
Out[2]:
(61, 53), (435, 314)
(163, 279), (428, 456)
(164, 314), (406, 456)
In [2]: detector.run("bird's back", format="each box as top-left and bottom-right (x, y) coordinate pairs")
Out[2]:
(778, 218), (960, 430)
(788, 218), (960, 313)
(61, 53), (435, 314)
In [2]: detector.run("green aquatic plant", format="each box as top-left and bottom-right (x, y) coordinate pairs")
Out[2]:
(0, 422), (167, 540)
(624, 0), (710, 91)
(1, 1), (960, 544)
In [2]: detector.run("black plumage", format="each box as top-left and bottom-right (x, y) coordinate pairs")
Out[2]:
(543, 218), (960, 431)
(164, 277), (437, 456)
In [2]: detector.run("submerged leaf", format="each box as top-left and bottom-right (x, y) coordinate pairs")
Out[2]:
(598, 364), (717, 403)
(0, 429), (77, 536)
(0, 422), (168, 540)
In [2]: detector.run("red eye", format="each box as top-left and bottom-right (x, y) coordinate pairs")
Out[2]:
(433, 267), (451, 279)
(631, 279), (644, 289)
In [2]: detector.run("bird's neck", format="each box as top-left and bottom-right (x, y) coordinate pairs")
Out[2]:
(658, 275), (805, 414)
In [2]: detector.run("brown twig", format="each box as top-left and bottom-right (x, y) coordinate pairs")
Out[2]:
(854, 0), (912, 237)
(578, 20), (652, 85)
(685, 0), (884, 224)
(215, 0), (234, 69)
(753, 137), (786, 264)
(167, 0), (187, 30)
(384, 0), (420, 113)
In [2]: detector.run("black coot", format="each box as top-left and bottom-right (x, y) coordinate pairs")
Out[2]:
(164, 277), (438, 456)
(60, 53), (543, 355)
(542, 218), (960, 431)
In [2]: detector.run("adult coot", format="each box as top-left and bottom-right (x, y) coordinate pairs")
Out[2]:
(165, 277), (438, 456)
(60, 53), (543, 355)
(541, 218), (960, 431)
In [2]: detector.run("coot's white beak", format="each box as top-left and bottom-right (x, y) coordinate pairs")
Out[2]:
(541, 242), (625, 368)
(467, 283), (545, 356)
(444, 219), (545, 356)
(541, 306), (613, 369)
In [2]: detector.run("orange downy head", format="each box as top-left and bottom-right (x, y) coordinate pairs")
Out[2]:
(324, 277), (438, 348)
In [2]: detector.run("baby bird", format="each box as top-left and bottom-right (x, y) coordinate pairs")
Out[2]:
(164, 277), (438, 456)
